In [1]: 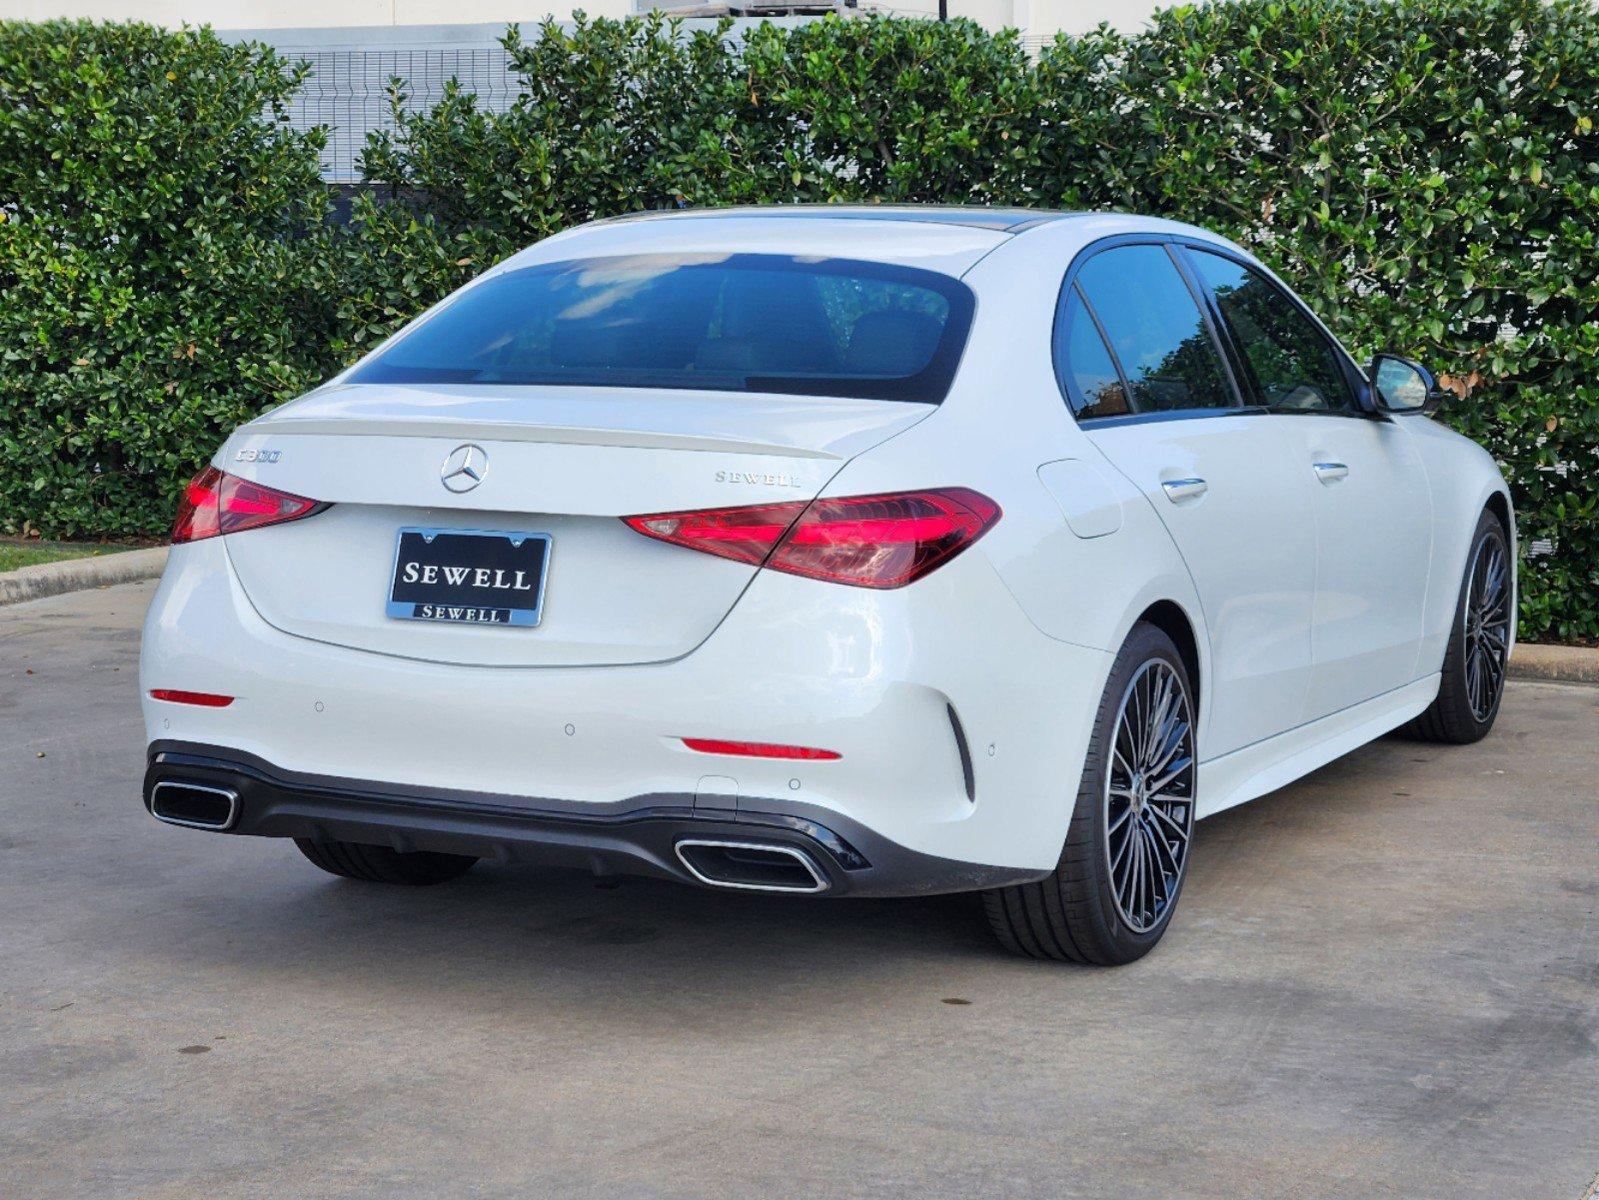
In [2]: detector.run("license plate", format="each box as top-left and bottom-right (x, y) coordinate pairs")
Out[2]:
(387, 527), (551, 627)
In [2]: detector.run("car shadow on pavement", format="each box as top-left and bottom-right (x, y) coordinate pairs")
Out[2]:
(124, 737), (1398, 1006)
(139, 848), (1025, 1012)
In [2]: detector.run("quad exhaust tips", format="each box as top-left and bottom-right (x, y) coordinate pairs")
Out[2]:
(148, 781), (239, 831)
(674, 839), (829, 894)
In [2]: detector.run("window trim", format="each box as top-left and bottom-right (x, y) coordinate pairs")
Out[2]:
(1050, 234), (1260, 426)
(1052, 233), (1382, 426)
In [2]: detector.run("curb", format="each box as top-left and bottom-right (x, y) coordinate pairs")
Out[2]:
(1508, 641), (1599, 685)
(0, 546), (169, 607)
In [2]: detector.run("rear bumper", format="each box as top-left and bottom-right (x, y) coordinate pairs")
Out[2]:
(144, 743), (1046, 897)
(141, 537), (1112, 875)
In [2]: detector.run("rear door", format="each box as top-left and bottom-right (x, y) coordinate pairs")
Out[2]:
(1061, 242), (1318, 758)
(1183, 247), (1432, 717)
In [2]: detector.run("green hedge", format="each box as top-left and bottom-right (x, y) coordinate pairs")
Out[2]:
(0, 21), (336, 539)
(2, 4), (1596, 639)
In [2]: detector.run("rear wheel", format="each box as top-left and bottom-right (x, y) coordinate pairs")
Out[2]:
(985, 622), (1197, 965)
(1402, 509), (1512, 744)
(294, 837), (478, 886)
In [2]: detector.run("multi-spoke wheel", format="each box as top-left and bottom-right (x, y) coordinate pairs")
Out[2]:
(1404, 509), (1514, 744)
(985, 622), (1196, 965)
(1105, 660), (1196, 934)
(1463, 534), (1511, 722)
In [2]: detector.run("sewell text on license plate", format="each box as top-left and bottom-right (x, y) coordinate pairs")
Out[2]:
(387, 527), (551, 627)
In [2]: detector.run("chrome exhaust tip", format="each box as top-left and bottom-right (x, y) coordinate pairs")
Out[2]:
(149, 781), (239, 831)
(674, 839), (829, 894)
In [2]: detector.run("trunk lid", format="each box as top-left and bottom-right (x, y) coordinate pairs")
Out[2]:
(219, 383), (930, 666)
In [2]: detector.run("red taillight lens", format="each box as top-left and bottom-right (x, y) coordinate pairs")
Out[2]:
(624, 500), (809, 569)
(149, 689), (235, 707)
(172, 466), (325, 544)
(624, 488), (1000, 589)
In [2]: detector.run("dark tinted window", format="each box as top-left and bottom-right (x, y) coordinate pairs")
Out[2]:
(348, 254), (974, 404)
(1056, 286), (1130, 419)
(1188, 250), (1356, 414)
(1073, 245), (1236, 414)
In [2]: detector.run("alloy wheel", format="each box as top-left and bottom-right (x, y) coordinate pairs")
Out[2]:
(1104, 660), (1196, 934)
(1464, 534), (1512, 723)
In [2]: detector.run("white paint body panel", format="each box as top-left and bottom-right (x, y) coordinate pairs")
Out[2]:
(1276, 413), (1433, 718)
(1083, 414), (1317, 758)
(141, 210), (1513, 879)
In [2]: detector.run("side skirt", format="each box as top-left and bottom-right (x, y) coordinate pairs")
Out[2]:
(1196, 674), (1441, 820)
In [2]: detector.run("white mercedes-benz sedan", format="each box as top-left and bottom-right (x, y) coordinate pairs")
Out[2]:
(140, 206), (1514, 964)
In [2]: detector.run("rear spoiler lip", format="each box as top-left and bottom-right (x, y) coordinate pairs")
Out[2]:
(241, 415), (843, 460)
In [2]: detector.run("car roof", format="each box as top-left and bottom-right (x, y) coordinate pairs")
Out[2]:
(586, 204), (1082, 233)
(495, 207), (1239, 282)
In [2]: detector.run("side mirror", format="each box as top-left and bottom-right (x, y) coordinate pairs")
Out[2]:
(1369, 352), (1446, 415)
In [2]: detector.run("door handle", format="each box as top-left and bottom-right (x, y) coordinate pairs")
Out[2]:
(1313, 461), (1350, 484)
(1160, 477), (1208, 503)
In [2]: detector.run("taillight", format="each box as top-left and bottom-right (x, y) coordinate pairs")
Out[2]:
(624, 488), (1000, 589)
(172, 466), (325, 544)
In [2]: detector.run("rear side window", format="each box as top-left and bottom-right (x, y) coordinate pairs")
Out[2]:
(1187, 250), (1356, 414)
(1070, 245), (1237, 415)
(1056, 287), (1131, 419)
(348, 253), (975, 404)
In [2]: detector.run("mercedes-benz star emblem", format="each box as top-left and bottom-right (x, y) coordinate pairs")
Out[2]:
(440, 444), (488, 493)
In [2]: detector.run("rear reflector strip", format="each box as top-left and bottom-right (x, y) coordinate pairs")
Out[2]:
(149, 689), (235, 708)
(681, 737), (840, 761)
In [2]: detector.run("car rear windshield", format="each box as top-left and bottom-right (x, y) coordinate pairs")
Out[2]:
(347, 253), (976, 404)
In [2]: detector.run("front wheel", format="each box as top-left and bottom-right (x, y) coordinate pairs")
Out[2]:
(985, 622), (1197, 965)
(1402, 509), (1512, 744)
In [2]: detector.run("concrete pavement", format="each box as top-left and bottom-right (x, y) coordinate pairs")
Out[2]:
(2, 581), (1596, 1199)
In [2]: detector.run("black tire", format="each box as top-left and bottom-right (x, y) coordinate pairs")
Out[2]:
(984, 622), (1197, 966)
(294, 837), (478, 886)
(1401, 508), (1513, 745)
